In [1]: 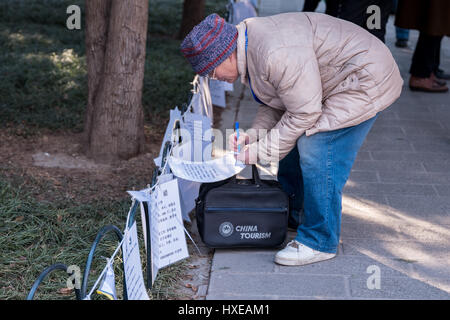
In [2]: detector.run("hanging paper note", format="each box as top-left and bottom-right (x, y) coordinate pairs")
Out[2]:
(151, 179), (189, 271)
(96, 261), (117, 300)
(168, 150), (245, 183)
(127, 190), (151, 203)
(174, 111), (212, 219)
(122, 221), (150, 300)
(209, 79), (226, 108)
(180, 111), (212, 162)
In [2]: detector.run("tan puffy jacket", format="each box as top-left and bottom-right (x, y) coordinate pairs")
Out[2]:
(236, 12), (403, 161)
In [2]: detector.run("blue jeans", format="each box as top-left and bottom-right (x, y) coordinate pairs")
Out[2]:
(393, 0), (409, 41)
(277, 115), (378, 253)
(396, 27), (409, 41)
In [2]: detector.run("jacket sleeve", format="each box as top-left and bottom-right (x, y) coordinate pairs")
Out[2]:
(247, 46), (323, 162)
(247, 105), (284, 144)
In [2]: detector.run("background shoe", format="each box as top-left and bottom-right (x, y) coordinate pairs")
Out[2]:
(409, 76), (448, 93)
(274, 240), (336, 266)
(431, 73), (446, 86)
(395, 39), (408, 48)
(436, 68), (450, 80)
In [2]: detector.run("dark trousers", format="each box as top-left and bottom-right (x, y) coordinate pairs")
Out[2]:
(302, 0), (321, 12)
(410, 33), (443, 78)
(326, 0), (393, 43)
(303, 0), (339, 16)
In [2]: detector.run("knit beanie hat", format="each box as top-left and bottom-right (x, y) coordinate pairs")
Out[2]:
(180, 13), (238, 76)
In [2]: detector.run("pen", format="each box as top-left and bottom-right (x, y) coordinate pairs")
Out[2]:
(235, 122), (240, 153)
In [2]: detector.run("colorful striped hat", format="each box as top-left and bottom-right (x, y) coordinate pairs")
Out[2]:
(180, 14), (238, 76)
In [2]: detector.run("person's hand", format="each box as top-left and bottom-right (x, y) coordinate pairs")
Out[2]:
(228, 131), (249, 153)
(235, 145), (251, 164)
(229, 131), (255, 164)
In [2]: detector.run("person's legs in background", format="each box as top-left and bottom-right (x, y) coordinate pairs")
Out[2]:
(432, 36), (450, 81)
(409, 32), (448, 92)
(337, 0), (393, 43)
(302, 0), (321, 12)
(393, 0), (409, 47)
(324, 0), (339, 17)
(395, 27), (409, 48)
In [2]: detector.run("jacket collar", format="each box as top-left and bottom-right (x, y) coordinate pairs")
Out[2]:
(236, 22), (248, 85)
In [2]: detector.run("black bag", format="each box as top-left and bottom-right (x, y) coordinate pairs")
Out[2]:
(195, 165), (289, 248)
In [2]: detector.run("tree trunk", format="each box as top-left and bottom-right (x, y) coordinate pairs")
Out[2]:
(178, 0), (205, 40)
(84, 0), (148, 162)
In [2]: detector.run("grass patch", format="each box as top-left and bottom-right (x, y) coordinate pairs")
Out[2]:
(0, 0), (86, 133)
(0, 0), (227, 134)
(0, 179), (187, 300)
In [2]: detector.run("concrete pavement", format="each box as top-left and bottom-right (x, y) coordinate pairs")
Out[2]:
(205, 8), (450, 300)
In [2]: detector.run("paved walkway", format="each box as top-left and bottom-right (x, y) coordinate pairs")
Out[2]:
(206, 8), (450, 299)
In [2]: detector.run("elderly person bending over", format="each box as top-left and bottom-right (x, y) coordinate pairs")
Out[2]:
(180, 13), (402, 266)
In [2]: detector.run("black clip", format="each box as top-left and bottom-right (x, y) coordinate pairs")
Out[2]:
(161, 141), (172, 172)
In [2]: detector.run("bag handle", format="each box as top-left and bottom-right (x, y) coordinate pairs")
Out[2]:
(231, 165), (262, 186)
(251, 164), (262, 186)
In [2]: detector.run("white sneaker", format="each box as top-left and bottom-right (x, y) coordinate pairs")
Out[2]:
(274, 240), (336, 266)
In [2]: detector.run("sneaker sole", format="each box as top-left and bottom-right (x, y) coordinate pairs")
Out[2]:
(274, 253), (336, 266)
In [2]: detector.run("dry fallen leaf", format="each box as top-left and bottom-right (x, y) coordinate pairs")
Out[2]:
(56, 215), (63, 223)
(15, 216), (24, 222)
(184, 283), (198, 293)
(58, 287), (73, 295)
(187, 264), (198, 269)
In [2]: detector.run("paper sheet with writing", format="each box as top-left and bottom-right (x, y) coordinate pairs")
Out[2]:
(168, 150), (245, 183)
(158, 174), (195, 222)
(170, 112), (211, 220)
(122, 221), (150, 300)
(179, 112), (212, 162)
(151, 179), (189, 271)
(127, 181), (189, 286)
